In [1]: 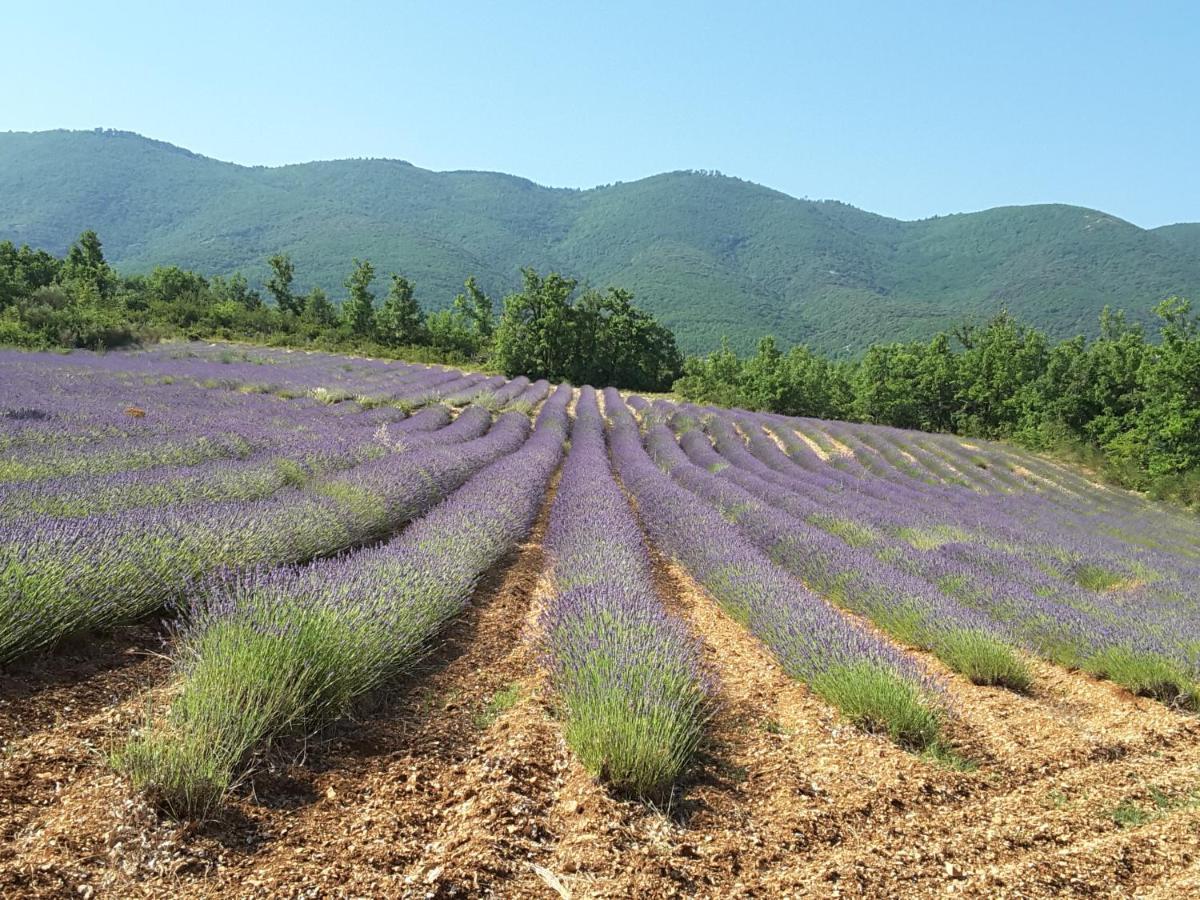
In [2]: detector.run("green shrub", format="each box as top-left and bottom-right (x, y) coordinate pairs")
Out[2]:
(934, 630), (1033, 692)
(811, 662), (943, 750)
(1083, 647), (1198, 709)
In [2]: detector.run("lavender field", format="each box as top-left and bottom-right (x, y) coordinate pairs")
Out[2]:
(2, 342), (1198, 897)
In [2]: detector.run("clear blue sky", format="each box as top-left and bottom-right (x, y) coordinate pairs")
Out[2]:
(3, 1), (1196, 227)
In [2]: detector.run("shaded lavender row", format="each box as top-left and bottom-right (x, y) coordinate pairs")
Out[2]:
(540, 387), (708, 796)
(602, 388), (940, 720)
(658, 415), (1010, 647)
(0, 408), (530, 663)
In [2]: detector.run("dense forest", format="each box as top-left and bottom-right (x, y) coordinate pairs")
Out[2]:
(2, 230), (1198, 503)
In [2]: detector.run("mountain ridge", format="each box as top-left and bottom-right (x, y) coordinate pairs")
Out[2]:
(2, 128), (1197, 353)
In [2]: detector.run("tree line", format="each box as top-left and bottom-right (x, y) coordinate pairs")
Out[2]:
(3, 230), (1198, 502)
(0, 231), (682, 391)
(676, 305), (1200, 503)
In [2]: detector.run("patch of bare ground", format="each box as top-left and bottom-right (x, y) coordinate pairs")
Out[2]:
(0, 622), (169, 749)
(793, 428), (835, 461)
(0, 624), (174, 897)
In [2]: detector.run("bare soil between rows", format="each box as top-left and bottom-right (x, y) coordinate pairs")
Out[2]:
(1, 527), (1197, 898)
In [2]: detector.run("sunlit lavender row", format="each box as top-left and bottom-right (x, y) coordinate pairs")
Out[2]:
(119, 386), (571, 816)
(541, 386), (709, 797)
(0, 401), (530, 662)
(604, 388), (947, 749)
(628, 397), (1200, 706)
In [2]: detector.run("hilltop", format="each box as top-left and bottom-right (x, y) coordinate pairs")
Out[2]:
(2, 129), (1198, 353)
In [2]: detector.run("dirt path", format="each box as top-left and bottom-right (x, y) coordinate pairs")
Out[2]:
(0, 623), (175, 898)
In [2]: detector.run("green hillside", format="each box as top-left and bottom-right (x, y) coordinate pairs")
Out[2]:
(1154, 222), (1200, 257)
(2, 129), (1198, 353)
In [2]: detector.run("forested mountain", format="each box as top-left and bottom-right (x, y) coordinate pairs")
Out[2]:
(2, 128), (1197, 353)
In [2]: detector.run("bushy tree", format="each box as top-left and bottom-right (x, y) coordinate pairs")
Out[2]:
(376, 274), (425, 346)
(454, 276), (495, 342)
(301, 286), (337, 328)
(60, 230), (116, 302)
(1109, 298), (1200, 479)
(492, 269), (680, 390)
(341, 258), (376, 337)
(266, 254), (300, 315)
(492, 269), (578, 380)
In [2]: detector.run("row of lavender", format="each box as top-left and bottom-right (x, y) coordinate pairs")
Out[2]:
(0, 350), (547, 663)
(0, 405), (530, 662)
(634, 397), (1198, 706)
(0, 350), (537, 484)
(120, 387), (572, 816)
(606, 389), (948, 748)
(540, 387), (709, 797)
(0, 376), (548, 519)
(762, 414), (1200, 688)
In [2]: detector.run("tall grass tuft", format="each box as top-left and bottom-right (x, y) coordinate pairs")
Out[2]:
(811, 662), (944, 750)
(1083, 647), (1198, 709)
(933, 629), (1033, 692)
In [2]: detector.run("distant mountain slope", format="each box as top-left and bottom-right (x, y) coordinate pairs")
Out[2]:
(2, 129), (1198, 353)
(1154, 222), (1200, 258)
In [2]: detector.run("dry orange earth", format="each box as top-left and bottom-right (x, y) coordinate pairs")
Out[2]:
(1, 499), (1197, 898)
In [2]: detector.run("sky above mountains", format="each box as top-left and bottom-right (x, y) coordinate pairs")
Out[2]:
(3, 1), (1197, 228)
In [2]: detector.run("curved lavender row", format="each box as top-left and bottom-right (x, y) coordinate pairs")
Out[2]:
(0, 410), (530, 664)
(671, 415), (1168, 691)
(786, 419), (1200, 631)
(541, 386), (708, 797)
(624, 394), (650, 412)
(732, 412), (1193, 604)
(0, 351), (466, 456)
(434, 374), (501, 406)
(0, 374), (427, 482)
(0, 399), (482, 522)
(486, 375), (531, 407)
(688, 411), (1199, 702)
(700, 412), (1200, 680)
(0, 346), (458, 414)
(661, 398), (1196, 613)
(602, 388), (944, 749)
(0, 365), (385, 446)
(0, 431), (261, 483)
(513, 378), (551, 406)
(665, 417), (1011, 640)
(0, 405), (455, 520)
(120, 386), (571, 816)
